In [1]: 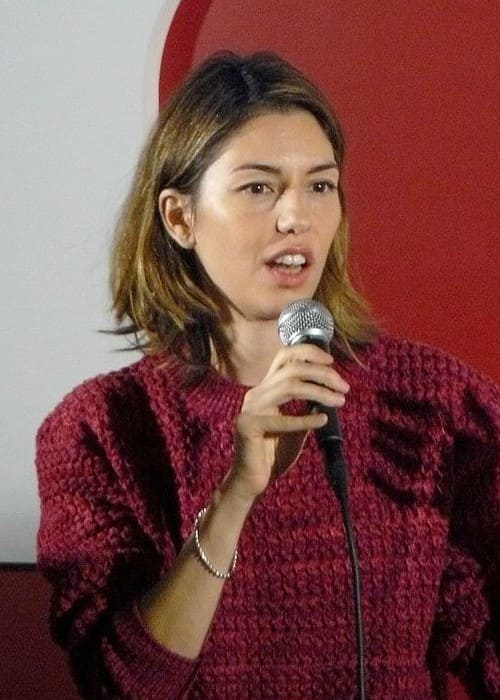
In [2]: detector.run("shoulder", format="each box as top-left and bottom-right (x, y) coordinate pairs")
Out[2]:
(358, 334), (499, 431)
(38, 357), (141, 427)
(353, 338), (499, 508)
(364, 334), (497, 390)
(36, 353), (180, 446)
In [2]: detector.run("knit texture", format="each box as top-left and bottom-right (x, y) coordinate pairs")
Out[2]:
(36, 335), (500, 699)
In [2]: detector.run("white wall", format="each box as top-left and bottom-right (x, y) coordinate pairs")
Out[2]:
(1, 0), (179, 561)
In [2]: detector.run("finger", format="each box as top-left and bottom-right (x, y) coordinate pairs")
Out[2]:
(265, 344), (334, 375)
(277, 361), (350, 393)
(242, 369), (348, 413)
(237, 411), (328, 437)
(287, 377), (348, 406)
(263, 377), (347, 408)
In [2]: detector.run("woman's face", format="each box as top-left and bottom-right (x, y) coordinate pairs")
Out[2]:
(172, 109), (341, 323)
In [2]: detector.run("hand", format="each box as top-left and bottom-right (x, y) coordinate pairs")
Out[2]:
(225, 344), (350, 504)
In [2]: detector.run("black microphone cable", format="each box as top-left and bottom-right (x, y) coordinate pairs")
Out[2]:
(316, 409), (366, 700)
(279, 299), (366, 700)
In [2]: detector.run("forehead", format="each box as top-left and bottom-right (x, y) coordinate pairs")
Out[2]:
(214, 109), (335, 167)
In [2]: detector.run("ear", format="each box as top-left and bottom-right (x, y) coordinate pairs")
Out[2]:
(158, 189), (195, 249)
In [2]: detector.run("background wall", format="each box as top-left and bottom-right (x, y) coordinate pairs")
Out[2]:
(161, 0), (500, 382)
(2, 0), (498, 569)
(1, 0), (177, 562)
(1, 2), (494, 698)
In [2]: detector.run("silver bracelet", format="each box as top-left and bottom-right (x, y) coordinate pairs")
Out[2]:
(193, 507), (238, 579)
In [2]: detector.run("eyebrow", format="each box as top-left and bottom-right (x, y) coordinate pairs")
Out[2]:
(233, 161), (339, 175)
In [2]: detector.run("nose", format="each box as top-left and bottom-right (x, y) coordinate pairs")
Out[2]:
(275, 190), (311, 235)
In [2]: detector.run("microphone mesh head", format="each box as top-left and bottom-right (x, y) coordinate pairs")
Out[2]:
(278, 299), (334, 349)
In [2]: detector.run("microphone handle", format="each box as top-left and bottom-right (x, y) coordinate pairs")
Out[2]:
(311, 403), (347, 497)
(299, 335), (344, 446)
(297, 336), (347, 493)
(314, 403), (343, 441)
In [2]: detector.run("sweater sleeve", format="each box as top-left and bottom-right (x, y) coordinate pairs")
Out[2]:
(428, 368), (500, 698)
(36, 381), (199, 699)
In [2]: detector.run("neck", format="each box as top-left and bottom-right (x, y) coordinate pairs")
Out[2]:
(220, 316), (283, 386)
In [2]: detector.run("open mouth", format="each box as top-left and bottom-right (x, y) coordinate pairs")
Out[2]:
(267, 253), (308, 274)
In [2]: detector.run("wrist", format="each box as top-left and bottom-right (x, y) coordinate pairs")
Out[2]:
(193, 506), (238, 579)
(191, 477), (253, 577)
(217, 471), (258, 516)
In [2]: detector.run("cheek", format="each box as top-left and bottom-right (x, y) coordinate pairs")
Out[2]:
(326, 202), (342, 239)
(311, 195), (341, 223)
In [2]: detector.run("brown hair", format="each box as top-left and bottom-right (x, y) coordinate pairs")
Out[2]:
(110, 51), (377, 370)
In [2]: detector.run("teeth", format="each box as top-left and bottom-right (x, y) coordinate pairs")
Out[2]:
(274, 254), (306, 266)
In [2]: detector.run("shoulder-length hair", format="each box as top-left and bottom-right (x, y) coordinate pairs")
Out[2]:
(110, 51), (377, 372)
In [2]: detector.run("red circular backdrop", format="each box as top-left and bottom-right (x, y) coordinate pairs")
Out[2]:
(159, 0), (499, 382)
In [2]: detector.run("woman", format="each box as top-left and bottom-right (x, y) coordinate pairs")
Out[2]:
(36, 52), (499, 699)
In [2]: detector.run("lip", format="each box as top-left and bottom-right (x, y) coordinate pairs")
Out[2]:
(263, 245), (313, 288)
(264, 245), (313, 266)
(264, 263), (311, 288)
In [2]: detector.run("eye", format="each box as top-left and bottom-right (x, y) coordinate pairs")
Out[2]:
(241, 182), (273, 195)
(311, 180), (338, 193)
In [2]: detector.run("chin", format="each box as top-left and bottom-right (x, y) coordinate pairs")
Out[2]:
(254, 295), (310, 321)
(232, 289), (318, 324)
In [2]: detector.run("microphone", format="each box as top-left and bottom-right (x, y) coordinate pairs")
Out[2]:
(279, 299), (366, 699)
(278, 298), (347, 496)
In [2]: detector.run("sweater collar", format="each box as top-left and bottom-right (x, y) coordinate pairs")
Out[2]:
(138, 340), (374, 424)
(139, 353), (248, 424)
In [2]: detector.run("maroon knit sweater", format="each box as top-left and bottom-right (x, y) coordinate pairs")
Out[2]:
(36, 335), (500, 699)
